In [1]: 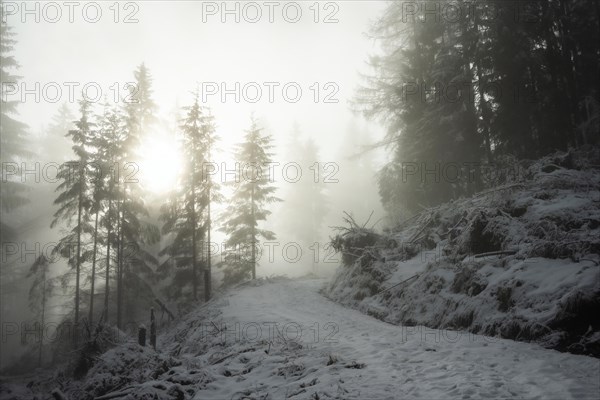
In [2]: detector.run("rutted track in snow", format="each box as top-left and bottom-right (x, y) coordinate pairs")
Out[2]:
(168, 277), (600, 399)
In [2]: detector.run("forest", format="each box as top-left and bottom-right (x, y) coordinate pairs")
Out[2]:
(357, 0), (599, 214)
(1, 1), (599, 399)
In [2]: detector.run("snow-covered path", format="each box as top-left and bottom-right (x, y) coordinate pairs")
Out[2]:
(182, 277), (600, 400)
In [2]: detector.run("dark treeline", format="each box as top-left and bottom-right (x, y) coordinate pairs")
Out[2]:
(357, 0), (600, 214)
(1, 24), (30, 224)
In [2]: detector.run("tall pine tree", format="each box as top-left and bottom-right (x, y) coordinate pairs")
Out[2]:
(51, 98), (96, 327)
(115, 64), (159, 328)
(0, 23), (30, 238)
(159, 92), (219, 302)
(220, 117), (280, 285)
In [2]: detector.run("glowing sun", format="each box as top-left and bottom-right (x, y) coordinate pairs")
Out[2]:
(138, 132), (183, 194)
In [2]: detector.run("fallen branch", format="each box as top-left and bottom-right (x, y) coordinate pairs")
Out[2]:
(498, 209), (514, 219)
(375, 274), (420, 295)
(408, 216), (433, 243)
(94, 388), (133, 400)
(210, 352), (237, 365)
(398, 212), (421, 228)
(409, 234), (426, 244)
(474, 183), (525, 198)
(443, 215), (466, 238)
(473, 250), (517, 258)
(362, 210), (375, 228)
(154, 298), (175, 321)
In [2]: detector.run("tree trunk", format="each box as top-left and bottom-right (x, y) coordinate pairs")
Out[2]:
(39, 266), (46, 367)
(104, 198), (112, 322)
(116, 199), (123, 330)
(204, 137), (213, 301)
(251, 183), (256, 280)
(89, 207), (99, 325)
(75, 166), (83, 331)
(191, 167), (198, 301)
(205, 190), (211, 301)
(558, 0), (578, 149)
(473, 13), (493, 164)
(459, 16), (482, 194)
(150, 308), (156, 349)
(542, 1), (566, 153)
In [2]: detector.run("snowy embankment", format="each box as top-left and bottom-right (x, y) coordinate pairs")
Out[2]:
(2, 277), (600, 399)
(326, 149), (600, 357)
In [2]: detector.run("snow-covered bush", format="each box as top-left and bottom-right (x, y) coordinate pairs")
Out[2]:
(330, 212), (382, 267)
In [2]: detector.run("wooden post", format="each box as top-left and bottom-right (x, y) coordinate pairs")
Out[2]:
(138, 325), (146, 347)
(51, 388), (68, 400)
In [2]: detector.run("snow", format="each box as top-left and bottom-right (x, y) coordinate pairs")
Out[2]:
(326, 151), (600, 356)
(3, 277), (599, 399)
(158, 278), (600, 399)
(190, 278), (600, 399)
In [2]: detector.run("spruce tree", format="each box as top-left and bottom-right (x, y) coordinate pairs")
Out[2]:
(0, 24), (30, 238)
(51, 99), (95, 327)
(84, 103), (117, 326)
(159, 93), (219, 302)
(220, 116), (280, 284)
(115, 64), (159, 328)
(97, 102), (127, 323)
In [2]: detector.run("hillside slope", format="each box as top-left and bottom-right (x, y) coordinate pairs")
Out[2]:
(326, 149), (600, 356)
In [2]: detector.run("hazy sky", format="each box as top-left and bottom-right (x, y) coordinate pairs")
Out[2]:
(8, 1), (387, 175)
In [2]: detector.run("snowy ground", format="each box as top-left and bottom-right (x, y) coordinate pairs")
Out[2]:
(188, 277), (599, 400)
(326, 150), (600, 355)
(2, 276), (599, 399)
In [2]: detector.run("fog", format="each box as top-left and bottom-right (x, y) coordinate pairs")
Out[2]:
(1, 1), (387, 369)
(12, 1), (387, 156)
(3, 0), (599, 395)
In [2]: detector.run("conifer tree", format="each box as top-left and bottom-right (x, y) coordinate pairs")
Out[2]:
(27, 255), (53, 366)
(220, 116), (280, 284)
(51, 99), (95, 327)
(97, 102), (127, 323)
(0, 24), (30, 238)
(115, 64), (159, 328)
(357, 1), (599, 214)
(159, 93), (219, 302)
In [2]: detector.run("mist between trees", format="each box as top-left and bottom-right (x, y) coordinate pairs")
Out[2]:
(2, 21), (380, 350)
(2, 241), (344, 266)
(1, 160), (341, 185)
